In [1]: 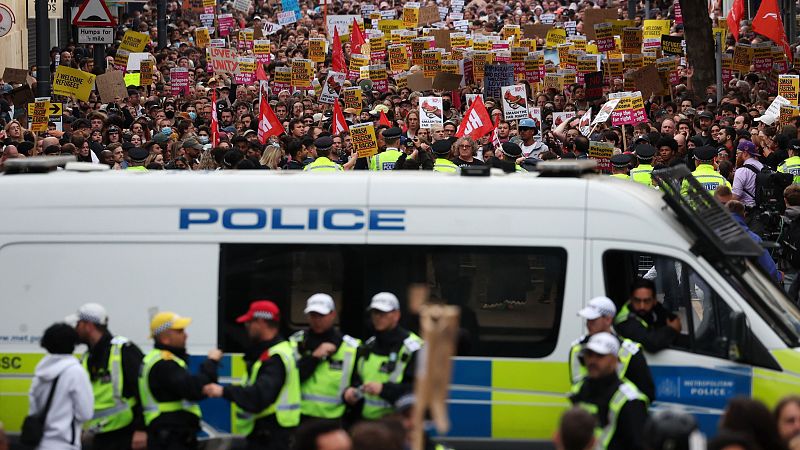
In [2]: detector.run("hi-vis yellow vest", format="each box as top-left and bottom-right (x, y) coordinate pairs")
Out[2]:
(138, 349), (201, 426)
(82, 336), (136, 433)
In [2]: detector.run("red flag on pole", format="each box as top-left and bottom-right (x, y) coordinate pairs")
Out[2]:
(258, 97), (285, 144)
(727, 0), (745, 41)
(211, 89), (219, 147)
(351, 18), (366, 55)
(331, 102), (350, 135)
(378, 111), (391, 127)
(331, 27), (347, 73)
(454, 97), (494, 140)
(752, 0), (792, 61)
(256, 63), (268, 81)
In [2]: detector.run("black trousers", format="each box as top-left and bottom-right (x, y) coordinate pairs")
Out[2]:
(245, 425), (294, 450)
(90, 425), (134, 450)
(147, 427), (198, 450)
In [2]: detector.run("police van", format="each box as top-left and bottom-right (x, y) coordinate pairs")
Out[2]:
(1, 159), (799, 448)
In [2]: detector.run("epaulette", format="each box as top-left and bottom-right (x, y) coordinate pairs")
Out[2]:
(403, 336), (422, 352)
(619, 382), (642, 401)
(343, 334), (360, 347)
(160, 350), (174, 360)
(621, 339), (641, 355)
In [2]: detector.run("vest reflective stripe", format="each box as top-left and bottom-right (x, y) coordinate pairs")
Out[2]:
(779, 156), (800, 184)
(234, 341), (301, 435)
(610, 173), (630, 180)
(630, 165), (653, 186)
(613, 303), (648, 329)
(303, 157), (343, 172)
(515, 165), (527, 173)
(568, 337), (639, 385)
(370, 149), (402, 171)
(138, 349), (201, 426)
(290, 332), (361, 419)
(126, 166), (148, 172)
(573, 380), (647, 450)
(359, 333), (423, 419)
(83, 337), (135, 433)
(433, 159), (458, 173)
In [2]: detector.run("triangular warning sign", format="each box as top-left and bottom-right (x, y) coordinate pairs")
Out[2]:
(72, 0), (116, 27)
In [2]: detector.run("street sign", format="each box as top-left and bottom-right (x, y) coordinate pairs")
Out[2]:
(72, 0), (116, 27)
(26, 0), (62, 19)
(78, 27), (114, 44)
(0, 3), (15, 37)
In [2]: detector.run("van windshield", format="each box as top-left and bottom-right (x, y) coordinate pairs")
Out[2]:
(729, 259), (800, 346)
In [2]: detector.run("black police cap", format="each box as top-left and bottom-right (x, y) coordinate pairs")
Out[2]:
(431, 139), (453, 155)
(635, 143), (656, 160)
(314, 136), (333, 151)
(610, 153), (632, 168)
(790, 139), (800, 152)
(382, 127), (402, 139)
(129, 147), (149, 161)
(501, 142), (522, 158)
(693, 145), (718, 161)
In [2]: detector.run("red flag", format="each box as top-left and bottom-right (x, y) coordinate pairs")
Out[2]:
(727, 0), (745, 40)
(451, 90), (461, 111)
(351, 18), (366, 55)
(331, 102), (350, 135)
(256, 63), (268, 81)
(454, 97), (494, 140)
(211, 89), (219, 147)
(258, 97), (285, 144)
(752, 0), (792, 61)
(378, 111), (391, 127)
(331, 27), (347, 73)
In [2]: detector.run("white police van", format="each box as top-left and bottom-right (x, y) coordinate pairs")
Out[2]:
(1, 158), (799, 448)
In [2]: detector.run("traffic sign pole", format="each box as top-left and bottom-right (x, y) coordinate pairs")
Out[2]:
(95, 44), (106, 74)
(35, 0), (51, 97)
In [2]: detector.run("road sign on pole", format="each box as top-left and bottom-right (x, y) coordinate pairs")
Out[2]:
(72, 0), (116, 27)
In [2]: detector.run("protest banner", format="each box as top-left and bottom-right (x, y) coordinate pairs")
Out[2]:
(589, 141), (614, 172)
(594, 23), (615, 52)
(195, 27), (210, 48)
(291, 59), (313, 88)
(139, 60), (154, 86)
(501, 85), (528, 121)
(52, 66), (95, 101)
(661, 35), (683, 56)
(95, 70), (128, 102)
(423, 49), (443, 78)
(319, 71), (345, 104)
(642, 20), (670, 41)
(170, 67), (190, 96)
(351, 123), (379, 158)
(609, 92), (633, 125)
(370, 64), (389, 92)
(234, 57), (255, 84)
(419, 96), (444, 129)
(210, 47), (238, 74)
(308, 38), (327, 63)
(388, 44), (410, 72)
(326, 15), (361, 37)
(483, 64), (514, 99)
(114, 30), (149, 68)
(343, 86), (363, 113)
(778, 75), (799, 106)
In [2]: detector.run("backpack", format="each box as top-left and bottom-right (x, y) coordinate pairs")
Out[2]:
(20, 375), (60, 447)
(742, 163), (775, 207)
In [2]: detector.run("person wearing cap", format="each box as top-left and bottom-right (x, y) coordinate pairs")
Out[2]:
(631, 144), (656, 186)
(609, 154), (632, 180)
(696, 110), (717, 147)
(614, 278), (681, 353)
(682, 146), (731, 195)
(181, 137), (204, 162)
(491, 142), (527, 173)
(569, 332), (649, 450)
(369, 127), (403, 171)
(126, 147), (149, 172)
(203, 301), (300, 450)
(343, 292), (423, 420)
(289, 294), (361, 422)
(732, 140), (763, 208)
(431, 139), (459, 173)
(517, 118), (548, 159)
(139, 312), (221, 450)
(304, 136), (343, 172)
(778, 139), (800, 184)
(68, 303), (146, 449)
(569, 297), (655, 402)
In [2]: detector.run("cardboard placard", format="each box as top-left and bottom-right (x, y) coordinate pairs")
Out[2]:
(3, 68), (28, 84)
(627, 64), (663, 100)
(523, 23), (553, 39)
(419, 96), (444, 129)
(431, 29), (452, 52)
(96, 70), (129, 102)
(582, 8), (618, 40)
(11, 85), (34, 107)
(407, 71), (433, 92)
(419, 5), (439, 26)
(432, 72), (462, 90)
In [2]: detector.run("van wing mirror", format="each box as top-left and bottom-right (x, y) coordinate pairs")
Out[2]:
(728, 311), (747, 362)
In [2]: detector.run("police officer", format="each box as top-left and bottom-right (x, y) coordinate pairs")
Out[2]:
(343, 292), (423, 420)
(370, 127), (403, 171)
(570, 332), (649, 450)
(683, 145), (731, 195)
(431, 139), (459, 173)
(126, 147), (149, 171)
(614, 278), (681, 353)
(609, 154), (632, 180)
(139, 312), (221, 450)
(304, 137), (343, 172)
(290, 293), (360, 423)
(67, 303), (146, 449)
(779, 139), (800, 184)
(493, 142), (527, 173)
(630, 144), (655, 186)
(203, 301), (300, 450)
(568, 297), (655, 402)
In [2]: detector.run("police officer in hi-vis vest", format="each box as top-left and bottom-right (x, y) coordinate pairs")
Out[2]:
(68, 303), (146, 449)
(567, 297), (655, 403)
(203, 300), (300, 450)
(290, 293), (361, 423)
(138, 312), (221, 450)
(343, 292), (423, 420)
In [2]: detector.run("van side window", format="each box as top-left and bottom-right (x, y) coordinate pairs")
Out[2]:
(219, 244), (567, 358)
(604, 250), (735, 360)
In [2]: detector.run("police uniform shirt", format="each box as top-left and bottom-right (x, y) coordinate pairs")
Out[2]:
(222, 337), (288, 415)
(352, 326), (418, 405)
(573, 334), (655, 402)
(614, 302), (679, 353)
(295, 328), (344, 382)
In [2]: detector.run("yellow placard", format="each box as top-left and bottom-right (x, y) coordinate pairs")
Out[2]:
(343, 86), (363, 113)
(114, 30), (150, 67)
(379, 19), (404, 34)
(451, 33), (468, 48)
(732, 44), (753, 72)
(350, 53), (370, 74)
(501, 25), (521, 41)
(779, 75), (800, 106)
(642, 20), (670, 40)
(351, 123), (379, 158)
(274, 66), (292, 86)
(442, 59), (460, 74)
(472, 51), (491, 80)
(195, 27), (210, 49)
(27, 100), (49, 132)
(403, 6), (419, 28)
(543, 73), (564, 91)
(422, 49), (442, 78)
(291, 59), (313, 88)
(622, 27), (642, 54)
(139, 60), (154, 86)
(53, 66), (95, 101)
(546, 28), (567, 48)
(124, 72), (141, 87)
(388, 44), (410, 71)
(308, 38), (327, 63)
(570, 36), (587, 52)
(411, 37), (431, 65)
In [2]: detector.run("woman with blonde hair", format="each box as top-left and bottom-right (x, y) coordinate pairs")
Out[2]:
(259, 144), (283, 169)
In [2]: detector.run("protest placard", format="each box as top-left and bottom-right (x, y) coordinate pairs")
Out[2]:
(319, 71), (346, 104)
(622, 27), (642, 54)
(308, 38), (327, 63)
(195, 27), (211, 48)
(589, 141), (614, 172)
(661, 35), (683, 56)
(210, 47), (238, 74)
(778, 75), (799, 106)
(343, 86), (363, 113)
(582, 8), (618, 40)
(139, 60), (154, 86)
(545, 28), (567, 47)
(273, 66), (292, 92)
(483, 64), (514, 99)
(594, 23), (615, 52)
(351, 123), (379, 158)
(388, 44), (410, 72)
(423, 49), (442, 78)
(95, 70), (128, 102)
(501, 85), (528, 121)
(234, 57), (256, 84)
(419, 96), (444, 129)
(170, 67), (190, 96)
(432, 72), (462, 90)
(370, 65), (389, 93)
(52, 66), (95, 101)
(291, 59), (313, 88)
(114, 30), (149, 68)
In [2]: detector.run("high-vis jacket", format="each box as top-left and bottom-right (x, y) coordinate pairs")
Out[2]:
(138, 349), (201, 426)
(630, 164), (653, 186)
(370, 149), (403, 171)
(82, 336), (136, 433)
(571, 378), (649, 449)
(779, 156), (800, 184)
(358, 333), (423, 419)
(304, 156), (343, 172)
